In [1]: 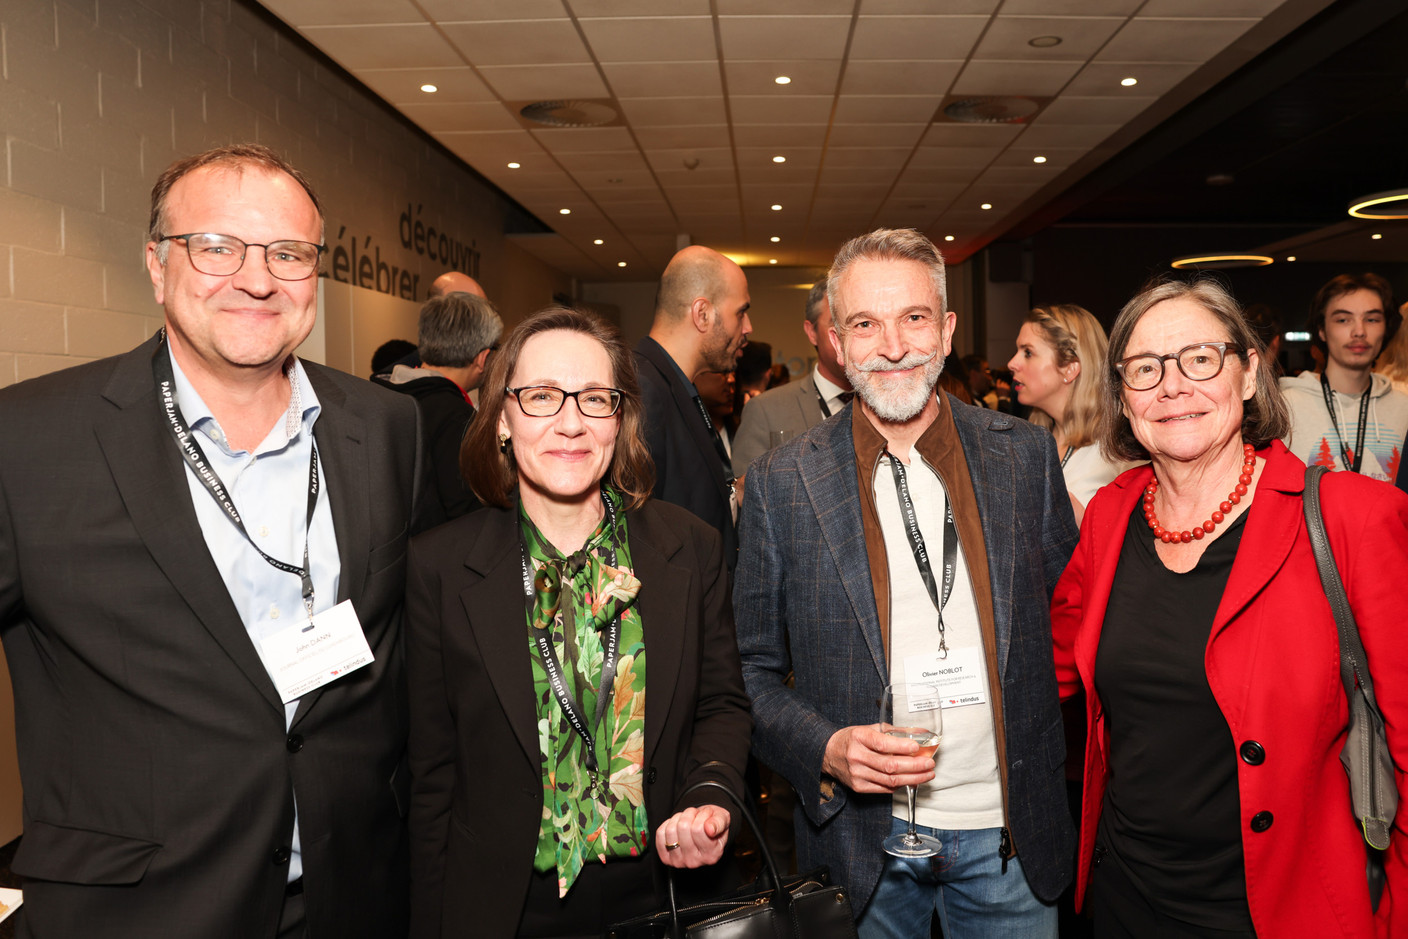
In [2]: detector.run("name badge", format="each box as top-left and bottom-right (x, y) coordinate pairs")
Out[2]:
(260, 600), (374, 704)
(903, 647), (987, 709)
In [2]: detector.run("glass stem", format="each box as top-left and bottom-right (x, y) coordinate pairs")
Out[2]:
(905, 785), (919, 842)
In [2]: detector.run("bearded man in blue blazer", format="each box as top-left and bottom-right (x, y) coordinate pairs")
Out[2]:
(734, 229), (1078, 937)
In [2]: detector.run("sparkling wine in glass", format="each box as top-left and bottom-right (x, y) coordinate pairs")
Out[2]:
(881, 682), (943, 858)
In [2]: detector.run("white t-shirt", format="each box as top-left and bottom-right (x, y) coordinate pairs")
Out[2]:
(1062, 444), (1133, 506)
(875, 452), (1003, 831)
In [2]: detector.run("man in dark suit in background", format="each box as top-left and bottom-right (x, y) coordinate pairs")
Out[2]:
(732, 276), (853, 475)
(735, 229), (1077, 936)
(634, 245), (752, 568)
(0, 144), (421, 938)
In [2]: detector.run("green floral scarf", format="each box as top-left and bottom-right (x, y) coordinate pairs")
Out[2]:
(521, 489), (648, 898)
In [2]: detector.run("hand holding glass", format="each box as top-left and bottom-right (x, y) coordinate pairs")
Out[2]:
(882, 682), (943, 858)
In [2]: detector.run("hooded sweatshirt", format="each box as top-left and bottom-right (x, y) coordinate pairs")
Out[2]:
(1279, 371), (1408, 482)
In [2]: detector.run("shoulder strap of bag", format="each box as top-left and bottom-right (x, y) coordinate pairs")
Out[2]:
(1302, 465), (1380, 707)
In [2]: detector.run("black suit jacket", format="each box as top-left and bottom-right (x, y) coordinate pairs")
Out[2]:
(633, 338), (737, 567)
(405, 499), (750, 939)
(0, 333), (423, 939)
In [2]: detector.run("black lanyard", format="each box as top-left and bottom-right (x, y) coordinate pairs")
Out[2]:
(519, 491), (623, 791)
(1319, 374), (1370, 474)
(153, 335), (321, 620)
(884, 450), (958, 659)
(817, 388), (834, 419)
(691, 394), (735, 479)
(1060, 445), (1075, 469)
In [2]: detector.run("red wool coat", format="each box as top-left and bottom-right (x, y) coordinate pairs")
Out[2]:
(1052, 441), (1408, 937)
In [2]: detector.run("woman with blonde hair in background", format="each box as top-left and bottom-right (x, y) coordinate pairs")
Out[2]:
(1374, 301), (1408, 395)
(1009, 304), (1133, 524)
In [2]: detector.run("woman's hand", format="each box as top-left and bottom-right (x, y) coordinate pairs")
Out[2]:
(655, 805), (732, 868)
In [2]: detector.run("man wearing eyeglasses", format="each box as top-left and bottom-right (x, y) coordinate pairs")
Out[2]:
(0, 144), (423, 938)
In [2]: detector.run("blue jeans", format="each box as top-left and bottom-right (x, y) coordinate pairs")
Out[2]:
(856, 818), (1057, 939)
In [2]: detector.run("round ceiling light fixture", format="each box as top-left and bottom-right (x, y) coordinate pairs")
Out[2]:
(1371, 233), (1384, 240)
(617, 261), (627, 268)
(771, 204), (782, 211)
(420, 83), (438, 93)
(1120, 77), (1138, 87)
(1170, 253), (1274, 270)
(775, 75), (791, 85)
(1028, 35), (1062, 48)
(944, 235), (955, 242)
(520, 99), (618, 128)
(1033, 155), (1047, 164)
(770, 236), (780, 243)
(1348, 188), (1408, 219)
(980, 203), (993, 210)
(772, 155), (786, 163)
(593, 239), (604, 245)
(507, 162), (521, 169)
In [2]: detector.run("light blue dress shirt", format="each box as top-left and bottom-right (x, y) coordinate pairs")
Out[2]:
(169, 349), (340, 884)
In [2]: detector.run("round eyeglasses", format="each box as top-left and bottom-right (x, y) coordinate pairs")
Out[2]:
(159, 233), (324, 281)
(506, 385), (623, 418)
(1115, 341), (1241, 392)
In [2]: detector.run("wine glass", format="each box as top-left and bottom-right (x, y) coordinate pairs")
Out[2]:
(881, 682), (943, 858)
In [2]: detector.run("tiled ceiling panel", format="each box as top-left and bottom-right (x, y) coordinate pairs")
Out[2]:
(260, 0), (1329, 279)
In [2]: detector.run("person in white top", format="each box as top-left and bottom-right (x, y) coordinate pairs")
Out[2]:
(1008, 304), (1134, 525)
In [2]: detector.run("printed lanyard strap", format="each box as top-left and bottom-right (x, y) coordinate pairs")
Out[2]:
(691, 394), (735, 479)
(1320, 374), (1369, 474)
(153, 336), (320, 618)
(884, 450), (957, 659)
(519, 492), (622, 780)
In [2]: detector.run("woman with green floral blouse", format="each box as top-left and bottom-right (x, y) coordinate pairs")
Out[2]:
(406, 307), (751, 939)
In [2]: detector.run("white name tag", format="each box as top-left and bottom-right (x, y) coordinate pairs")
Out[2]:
(904, 647), (987, 709)
(260, 600), (374, 704)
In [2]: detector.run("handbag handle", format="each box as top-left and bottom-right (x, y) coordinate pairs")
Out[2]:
(662, 773), (792, 937)
(1302, 466), (1382, 712)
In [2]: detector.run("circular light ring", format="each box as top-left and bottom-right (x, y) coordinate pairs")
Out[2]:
(1348, 188), (1408, 220)
(1170, 253), (1274, 270)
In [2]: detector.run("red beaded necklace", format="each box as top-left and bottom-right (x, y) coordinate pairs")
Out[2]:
(1144, 442), (1257, 544)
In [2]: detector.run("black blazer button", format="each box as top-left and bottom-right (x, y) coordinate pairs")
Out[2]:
(286, 734), (304, 753)
(1250, 811), (1274, 832)
(272, 845), (291, 865)
(647, 767), (657, 785)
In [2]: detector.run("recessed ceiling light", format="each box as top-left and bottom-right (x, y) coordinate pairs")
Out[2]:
(772, 155), (786, 163)
(507, 162), (521, 169)
(771, 204), (782, 211)
(770, 236), (780, 243)
(1033, 156), (1047, 164)
(559, 208), (571, 215)
(769, 259), (778, 264)
(1372, 233), (1383, 240)
(1286, 255), (1297, 262)
(980, 203), (993, 210)
(1121, 77), (1138, 87)
(617, 261), (627, 267)
(944, 235), (955, 242)
(775, 76), (791, 85)
(593, 239), (604, 245)
(420, 83), (438, 93)
(1028, 35), (1062, 48)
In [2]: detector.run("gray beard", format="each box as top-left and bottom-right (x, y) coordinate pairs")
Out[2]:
(845, 350), (945, 423)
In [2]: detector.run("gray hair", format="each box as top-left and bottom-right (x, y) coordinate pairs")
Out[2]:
(417, 292), (503, 367)
(1101, 277), (1291, 463)
(827, 229), (946, 329)
(805, 277), (829, 328)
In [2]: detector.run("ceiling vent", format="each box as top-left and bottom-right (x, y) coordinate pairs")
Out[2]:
(936, 96), (1049, 125)
(516, 99), (620, 128)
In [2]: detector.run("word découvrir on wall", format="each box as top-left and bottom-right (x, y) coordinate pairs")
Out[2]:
(321, 204), (482, 302)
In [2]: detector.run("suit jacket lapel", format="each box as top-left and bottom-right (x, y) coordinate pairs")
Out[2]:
(95, 337), (284, 714)
(462, 508), (540, 765)
(799, 412), (886, 682)
(952, 410), (1017, 680)
(640, 341), (729, 494)
(631, 510), (686, 764)
(293, 367), (368, 726)
(1210, 449), (1301, 645)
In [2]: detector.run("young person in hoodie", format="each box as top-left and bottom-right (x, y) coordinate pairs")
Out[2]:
(1279, 272), (1408, 482)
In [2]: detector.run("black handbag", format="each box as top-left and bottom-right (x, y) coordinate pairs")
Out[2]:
(606, 778), (857, 939)
(1303, 465), (1397, 912)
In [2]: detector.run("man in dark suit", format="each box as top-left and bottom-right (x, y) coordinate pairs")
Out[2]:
(735, 229), (1077, 936)
(0, 144), (421, 938)
(732, 276), (853, 474)
(634, 245), (752, 567)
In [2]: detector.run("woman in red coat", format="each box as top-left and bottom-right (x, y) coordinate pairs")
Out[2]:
(1051, 278), (1408, 937)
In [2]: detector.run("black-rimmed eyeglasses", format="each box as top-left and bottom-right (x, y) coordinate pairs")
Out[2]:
(158, 233), (324, 281)
(1115, 341), (1242, 392)
(506, 386), (622, 418)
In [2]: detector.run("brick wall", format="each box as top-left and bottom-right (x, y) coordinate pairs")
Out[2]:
(0, 0), (570, 387)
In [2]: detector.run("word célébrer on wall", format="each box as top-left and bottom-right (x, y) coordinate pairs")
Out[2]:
(322, 207), (482, 302)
